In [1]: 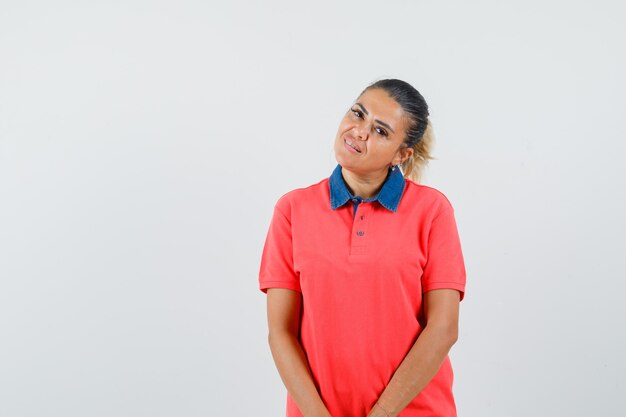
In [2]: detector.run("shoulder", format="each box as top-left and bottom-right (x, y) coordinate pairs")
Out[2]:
(403, 178), (455, 217)
(273, 177), (329, 217)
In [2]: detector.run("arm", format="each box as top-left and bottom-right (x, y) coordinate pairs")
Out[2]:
(266, 288), (332, 417)
(367, 289), (461, 417)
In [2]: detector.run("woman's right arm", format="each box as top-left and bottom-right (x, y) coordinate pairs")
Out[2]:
(266, 288), (332, 417)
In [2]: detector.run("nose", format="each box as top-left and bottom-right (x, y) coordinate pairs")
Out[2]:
(354, 122), (371, 141)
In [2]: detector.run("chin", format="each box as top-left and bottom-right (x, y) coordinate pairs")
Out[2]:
(335, 154), (356, 171)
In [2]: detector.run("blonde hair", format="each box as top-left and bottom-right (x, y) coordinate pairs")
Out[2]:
(400, 118), (436, 184)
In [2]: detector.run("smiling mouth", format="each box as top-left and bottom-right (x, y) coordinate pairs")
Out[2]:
(344, 136), (361, 153)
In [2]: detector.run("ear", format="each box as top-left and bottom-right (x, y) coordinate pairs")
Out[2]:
(396, 146), (413, 165)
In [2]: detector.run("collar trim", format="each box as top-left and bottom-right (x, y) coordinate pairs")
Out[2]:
(329, 164), (406, 212)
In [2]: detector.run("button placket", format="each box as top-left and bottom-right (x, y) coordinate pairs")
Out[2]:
(350, 203), (370, 255)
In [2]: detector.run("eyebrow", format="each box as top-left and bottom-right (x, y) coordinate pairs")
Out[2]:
(354, 103), (395, 134)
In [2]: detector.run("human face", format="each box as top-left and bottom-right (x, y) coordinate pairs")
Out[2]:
(334, 88), (411, 175)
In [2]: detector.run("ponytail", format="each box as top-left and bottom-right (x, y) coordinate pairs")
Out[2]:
(400, 118), (436, 184)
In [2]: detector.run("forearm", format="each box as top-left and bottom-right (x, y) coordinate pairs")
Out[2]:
(369, 326), (457, 417)
(268, 332), (331, 417)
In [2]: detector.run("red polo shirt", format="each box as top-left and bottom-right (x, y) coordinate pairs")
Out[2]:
(259, 164), (467, 417)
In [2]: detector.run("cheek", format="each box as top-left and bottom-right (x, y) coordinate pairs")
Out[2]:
(372, 142), (396, 158)
(339, 117), (352, 131)
(335, 121), (349, 140)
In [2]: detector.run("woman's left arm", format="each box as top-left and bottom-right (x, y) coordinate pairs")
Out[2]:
(367, 288), (461, 417)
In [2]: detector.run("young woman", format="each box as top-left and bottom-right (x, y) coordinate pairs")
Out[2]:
(259, 79), (467, 417)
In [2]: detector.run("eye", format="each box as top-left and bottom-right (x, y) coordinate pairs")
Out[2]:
(350, 108), (388, 136)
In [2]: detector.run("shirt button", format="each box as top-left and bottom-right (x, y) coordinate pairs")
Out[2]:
(357, 230), (364, 236)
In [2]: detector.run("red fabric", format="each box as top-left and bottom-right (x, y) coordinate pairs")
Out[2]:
(259, 178), (467, 417)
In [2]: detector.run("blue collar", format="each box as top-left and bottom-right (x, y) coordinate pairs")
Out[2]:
(329, 163), (406, 212)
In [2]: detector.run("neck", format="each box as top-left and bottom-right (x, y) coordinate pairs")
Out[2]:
(341, 166), (390, 199)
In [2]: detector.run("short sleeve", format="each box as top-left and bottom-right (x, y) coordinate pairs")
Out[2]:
(421, 206), (467, 301)
(258, 203), (301, 294)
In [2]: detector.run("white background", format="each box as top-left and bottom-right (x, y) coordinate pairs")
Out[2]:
(1, 1), (625, 416)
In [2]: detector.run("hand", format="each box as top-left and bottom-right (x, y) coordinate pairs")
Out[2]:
(366, 402), (392, 417)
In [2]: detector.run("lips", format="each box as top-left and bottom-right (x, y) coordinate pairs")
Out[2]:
(344, 135), (361, 153)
